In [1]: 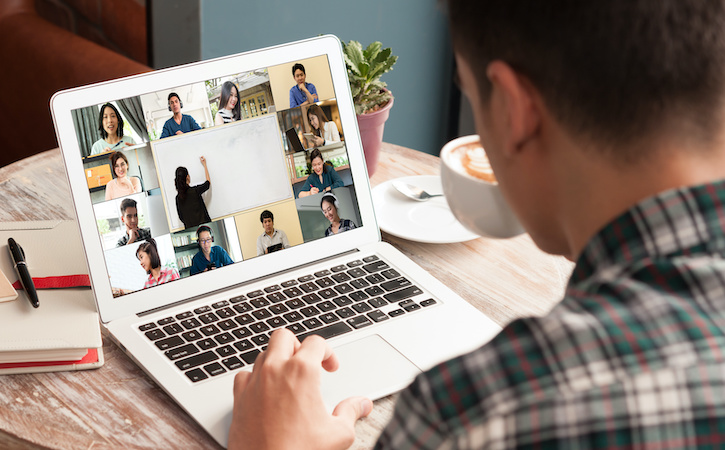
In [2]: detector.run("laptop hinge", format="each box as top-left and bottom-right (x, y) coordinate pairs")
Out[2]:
(137, 248), (361, 317)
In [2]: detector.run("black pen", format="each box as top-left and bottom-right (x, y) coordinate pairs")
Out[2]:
(8, 238), (39, 308)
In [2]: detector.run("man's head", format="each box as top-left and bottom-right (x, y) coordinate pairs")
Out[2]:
(196, 225), (213, 255)
(120, 198), (138, 230)
(168, 92), (182, 114)
(292, 63), (306, 85)
(260, 210), (274, 235)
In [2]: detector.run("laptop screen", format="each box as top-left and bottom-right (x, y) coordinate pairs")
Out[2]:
(68, 53), (363, 300)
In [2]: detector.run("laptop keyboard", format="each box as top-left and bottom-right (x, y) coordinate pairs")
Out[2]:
(138, 255), (437, 383)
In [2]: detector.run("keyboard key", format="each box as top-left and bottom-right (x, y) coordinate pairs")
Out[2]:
(346, 260), (364, 267)
(365, 273), (386, 284)
(381, 277), (412, 292)
(389, 309), (405, 317)
(336, 307), (355, 319)
(266, 317), (287, 328)
(215, 332), (234, 344)
(300, 306), (321, 317)
(301, 318), (323, 330)
(249, 322), (270, 334)
(222, 356), (244, 370)
(349, 278), (369, 289)
(384, 286), (424, 303)
(229, 295), (246, 303)
(269, 304), (289, 315)
(281, 279), (298, 288)
(298, 322), (352, 341)
(197, 338), (218, 350)
(347, 268), (367, 278)
(316, 277), (334, 288)
(299, 282), (319, 293)
(232, 327), (252, 339)
(314, 269), (331, 277)
(264, 284), (281, 293)
(247, 290), (265, 298)
(301, 293), (322, 304)
(176, 351), (218, 371)
(403, 302), (421, 312)
(331, 264), (348, 272)
(234, 339), (254, 352)
(216, 307), (235, 318)
(362, 255), (379, 263)
(286, 323), (306, 334)
(216, 345), (235, 357)
(145, 329), (166, 341)
(266, 292), (286, 303)
(235, 314), (255, 326)
(365, 286), (385, 297)
(353, 302), (372, 313)
(368, 310), (389, 323)
(332, 272), (352, 283)
(175, 311), (193, 320)
(368, 297), (388, 308)
(317, 300), (336, 312)
(163, 323), (184, 335)
(218, 319), (238, 331)
(212, 300), (229, 309)
(194, 305), (212, 314)
(421, 299), (437, 307)
(185, 368), (208, 383)
(139, 322), (157, 331)
(199, 312), (220, 324)
(165, 344), (200, 361)
(319, 288), (336, 299)
(347, 316), (373, 329)
(204, 362), (226, 377)
(334, 283), (354, 294)
(200, 324), (221, 336)
(155, 335), (185, 351)
(180, 318), (202, 329)
(381, 269), (401, 279)
(333, 295), (353, 307)
(298, 274), (315, 282)
(349, 291), (369, 302)
(319, 313), (339, 324)
(252, 309), (272, 320)
(251, 334), (269, 346)
(283, 287), (304, 298)
(158, 317), (175, 326)
(239, 349), (261, 365)
(285, 298), (305, 309)
(363, 260), (389, 273)
(250, 298), (270, 309)
(233, 302), (253, 313)
(283, 311), (304, 322)
(181, 330), (203, 341)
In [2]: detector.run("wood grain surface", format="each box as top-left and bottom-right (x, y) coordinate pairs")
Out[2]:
(0, 143), (573, 449)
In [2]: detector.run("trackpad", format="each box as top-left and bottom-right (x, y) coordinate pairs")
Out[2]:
(320, 334), (421, 411)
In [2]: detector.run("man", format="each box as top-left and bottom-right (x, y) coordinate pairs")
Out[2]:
(256, 210), (290, 256)
(289, 63), (318, 108)
(190, 225), (234, 275)
(159, 92), (201, 138)
(229, 1), (725, 448)
(116, 198), (152, 247)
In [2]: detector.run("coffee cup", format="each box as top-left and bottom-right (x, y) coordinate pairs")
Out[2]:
(440, 135), (524, 238)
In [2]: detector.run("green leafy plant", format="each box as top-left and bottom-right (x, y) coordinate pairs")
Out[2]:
(343, 40), (398, 115)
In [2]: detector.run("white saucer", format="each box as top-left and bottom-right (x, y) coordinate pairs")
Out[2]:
(372, 175), (479, 244)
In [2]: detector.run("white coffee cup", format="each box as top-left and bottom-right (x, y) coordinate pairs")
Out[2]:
(440, 135), (524, 239)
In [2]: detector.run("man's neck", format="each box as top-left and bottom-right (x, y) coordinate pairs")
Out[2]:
(266, 229), (275, 237)
(173, 112), (183, 121)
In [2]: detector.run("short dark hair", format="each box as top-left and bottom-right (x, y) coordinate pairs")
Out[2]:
(196, 225), (212, 239)
(97, 103), (124, 139)
(446, 0), (725, 159)
(260, 210), (274, 223)
(168, 92), (181, 103)
(136, 239), (161, 271)
(109, 152), (129, 179)
(292, 63), (305, 76)
(120, 198), (137, 215)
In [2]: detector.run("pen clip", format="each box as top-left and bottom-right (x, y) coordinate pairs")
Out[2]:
(18, 244), (25, 260)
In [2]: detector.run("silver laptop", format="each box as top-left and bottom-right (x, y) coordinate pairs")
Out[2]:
(50, 35), (500, 447)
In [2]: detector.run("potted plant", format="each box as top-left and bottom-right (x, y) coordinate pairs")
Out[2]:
(343, 40), (397, 176)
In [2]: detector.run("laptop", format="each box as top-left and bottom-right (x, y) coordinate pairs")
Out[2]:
(50, 35), (501, 447)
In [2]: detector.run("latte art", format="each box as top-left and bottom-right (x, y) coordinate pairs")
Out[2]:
(447, 143), (497, 184)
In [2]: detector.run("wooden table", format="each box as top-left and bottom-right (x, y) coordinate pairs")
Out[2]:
(0, 143), (574, 449)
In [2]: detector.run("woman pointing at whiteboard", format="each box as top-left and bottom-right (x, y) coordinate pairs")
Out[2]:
(175, 156), (211, 229)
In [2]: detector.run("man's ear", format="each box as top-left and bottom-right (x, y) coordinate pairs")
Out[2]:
(486, 61), (541, 155)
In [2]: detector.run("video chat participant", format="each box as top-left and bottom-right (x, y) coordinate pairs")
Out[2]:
(320, 193), (356, 236)
(297, 148), (343, 198)
(175, 156), (211, 229)
(160, 92), (201, 138)
(289, 63), (318, 108)
(215, 81), (241, 125)
(256, 210), (290, 256)
(227, 1), (725, 448)
(90, 103), (135, 155)
(117, 198), (151, 247)
(306, 104), (340, 147)
(190, 226), (234, 275)
(137, 239), (179, 288)
(105, 152), (142, 200)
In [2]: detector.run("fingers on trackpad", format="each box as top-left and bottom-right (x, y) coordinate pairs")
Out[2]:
(320, 334), (421, 410)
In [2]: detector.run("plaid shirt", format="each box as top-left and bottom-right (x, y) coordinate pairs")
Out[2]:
(376, 180), (725, 449)
(143, 266), (180, 289)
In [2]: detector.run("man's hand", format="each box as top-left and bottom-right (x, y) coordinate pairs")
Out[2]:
(298, 82), (309, 93)
(175, 130), (183, 135)
(228, 329), (373, 450)
(126, 228), (139, 245)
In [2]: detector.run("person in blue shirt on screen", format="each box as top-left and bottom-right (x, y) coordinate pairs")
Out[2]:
(289, 63), (318, 108)
(160, 92), (201, 138)
(189, 225), (233, 275)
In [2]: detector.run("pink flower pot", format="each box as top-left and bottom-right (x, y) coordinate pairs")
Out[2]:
(356, 95), (394, 177)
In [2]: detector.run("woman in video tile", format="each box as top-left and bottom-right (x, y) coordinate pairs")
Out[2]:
(90, 103), (136, 155)
(214, 81), (241, 125)
(297, 148), (344, 198)
(137, 239), (179, 288)
(320, 193), (356, 236)
(306, 104), (340, 147)
(175, 156), (211, 229)
(105, 151), (142, 200)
